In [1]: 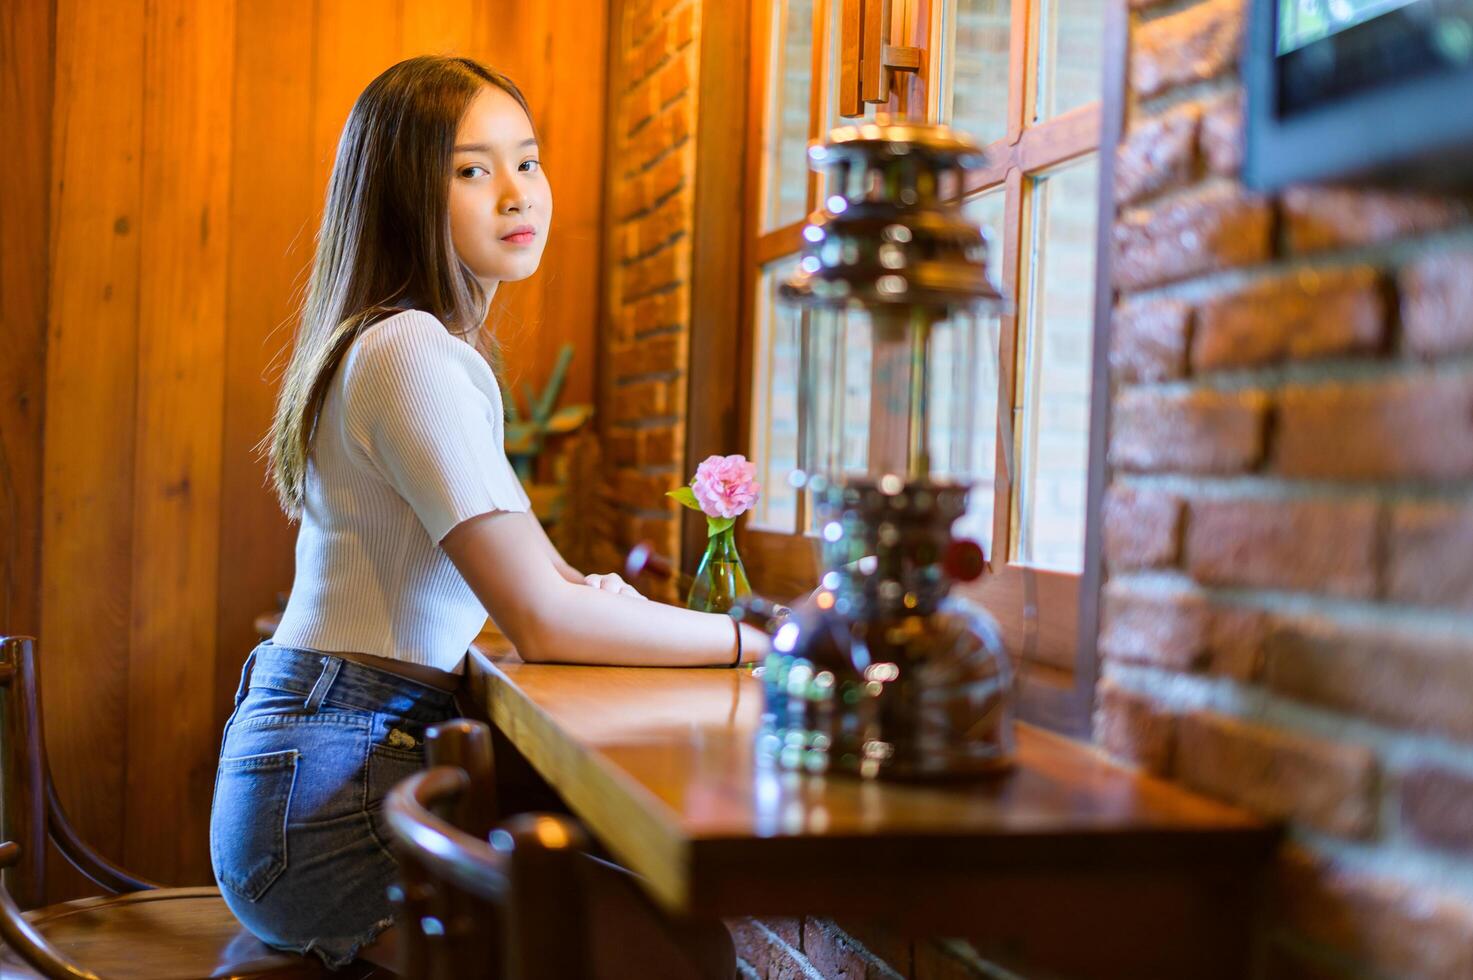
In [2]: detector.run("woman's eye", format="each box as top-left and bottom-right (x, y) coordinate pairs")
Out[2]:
(520, 159), (541, 173)
(458, 165), (487, 179)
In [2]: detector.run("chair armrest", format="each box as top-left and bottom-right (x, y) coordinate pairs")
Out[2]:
(0, 841), (100, 979)
(46, 780), (160, 894)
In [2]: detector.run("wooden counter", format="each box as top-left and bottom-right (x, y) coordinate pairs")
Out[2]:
(465, 641), (1279, 974)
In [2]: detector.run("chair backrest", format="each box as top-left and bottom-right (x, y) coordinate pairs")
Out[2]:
(0, 636), (50, 910)
(0, 637), (160, 912)
(385, 719), (591, 980)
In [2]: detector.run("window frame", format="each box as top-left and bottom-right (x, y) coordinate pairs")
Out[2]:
(725, 0), (1128, 735)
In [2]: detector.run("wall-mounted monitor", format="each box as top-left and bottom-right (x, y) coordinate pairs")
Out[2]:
(1244, 0), (1473, 189)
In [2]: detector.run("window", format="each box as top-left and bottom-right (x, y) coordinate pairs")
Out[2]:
(739, 0), (1106, 721)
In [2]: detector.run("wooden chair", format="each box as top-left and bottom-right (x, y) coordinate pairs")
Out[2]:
(385, 720), (735, 980)
(0, 635), (333, 979)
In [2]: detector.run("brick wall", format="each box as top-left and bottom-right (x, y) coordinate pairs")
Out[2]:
(1098, 0), (1473, 976)
(595, 0), (699, 597)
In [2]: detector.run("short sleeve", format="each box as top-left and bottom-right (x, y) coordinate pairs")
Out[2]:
(341, 312), (529, 544)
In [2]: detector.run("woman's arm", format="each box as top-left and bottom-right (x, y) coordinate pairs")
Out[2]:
(442, 510), (769, 667)
(527, 510), (646, 597)
(528, 512), (585, 584)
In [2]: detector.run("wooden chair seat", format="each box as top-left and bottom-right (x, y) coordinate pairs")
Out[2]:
(0, 887), (329, 979)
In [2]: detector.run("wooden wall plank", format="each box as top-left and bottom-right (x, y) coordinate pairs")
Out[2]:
(126, 0), (237, 883)
(531, 0), (606, 411)
(402, 0), (474, 57)
(42, 0), (145, 897)
(214, 0), (315, 736)
(314, 0), (404, 207)
(0, 0), (54, 640)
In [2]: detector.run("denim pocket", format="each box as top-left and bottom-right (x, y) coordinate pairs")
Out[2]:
(210, 749), (299, 902)
(364, 741), (426, 860)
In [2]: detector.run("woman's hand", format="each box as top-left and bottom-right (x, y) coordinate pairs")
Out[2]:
(583, 572), (647, 600)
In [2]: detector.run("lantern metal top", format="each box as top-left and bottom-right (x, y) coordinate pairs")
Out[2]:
(780, 115), (1008, 315)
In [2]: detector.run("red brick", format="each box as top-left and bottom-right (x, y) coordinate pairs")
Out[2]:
(1131, 0), (1245, 98)
(626, 285), (688, 335)
(1276, 849), (1473, 979)
(728, 917), (802, 976)
(1175, 711), (1378, 838)
(623, 82), (657, 137)
(668, 3), (695, 49)
(1401, 767), (1473, 853)
(1109, 298), (1191, 383)
(1098, 588), (1266, 680)
(614, 467), (680, 506)
(624, 240), (689, 299)
(1272, 371), (1473, 481)
(1100, 587), (1210, 671)
(1206, 605), (1268, 681)
(635, 189), (691, 254)
(627, 0), (659, 44)
(1113, 185), (1274, 291)
(1185, 497), (1379, 597)
(804, 919), (908, 978)
(1387, 503), (1473, 611)
(639, 424), (681, 466)
(647, 147), (688, 204)
(1110, 388), (1268, 474)
(1115, 102), (1200, 207)
(643, 332), (686, 375)
(1102, 485), (1182, 571)
(609, 341), (639, 381)
(664, 95), (693, 146)
(1282, 186), (1473, 253)
(1200, 89), (1244, 177)
(605, 429), (637, 467)
(620, 512), (680, 557)
(1095, 678), (1176, 776)
(1400, 249), (1473, 357)
(1191, 266), (1386, 371)
(615, 171), (650, 220)
(657, 50), (691, 105)
(610, 378), (672, 423)
(1264, 616), (1473, 741)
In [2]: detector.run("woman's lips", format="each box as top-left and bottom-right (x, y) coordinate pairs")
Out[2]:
(501, 227), (537, 245)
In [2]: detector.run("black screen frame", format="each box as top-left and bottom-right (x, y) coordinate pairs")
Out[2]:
(1244, 0), (1473, 190)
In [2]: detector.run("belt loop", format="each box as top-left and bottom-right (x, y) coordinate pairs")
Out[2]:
(233, 648), (260, 710)
(304, 656), (343, 714)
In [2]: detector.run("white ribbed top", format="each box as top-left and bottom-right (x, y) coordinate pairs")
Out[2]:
(272, 310), (530, 673)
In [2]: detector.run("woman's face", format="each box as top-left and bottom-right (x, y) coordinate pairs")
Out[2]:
(448, 85), (552, 285)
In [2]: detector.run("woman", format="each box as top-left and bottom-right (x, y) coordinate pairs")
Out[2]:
(209, 56), (766, 972)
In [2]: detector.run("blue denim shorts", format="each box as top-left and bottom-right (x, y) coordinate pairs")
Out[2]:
(209, 641), (458, 969)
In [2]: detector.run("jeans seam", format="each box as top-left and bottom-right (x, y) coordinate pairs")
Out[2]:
(363, 739), (402, 864)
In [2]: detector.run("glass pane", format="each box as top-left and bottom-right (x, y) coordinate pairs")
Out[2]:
(761, 0), (817, 232)
(942, 0), (1011, 147)
(804, 307), (872, 534)
(1014, 156), (1098, 572)
(750, 256), (804, 532)
(943, 190), (1006, 555)
(1033, 0), (1105, 122)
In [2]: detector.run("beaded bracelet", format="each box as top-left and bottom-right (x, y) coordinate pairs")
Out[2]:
(729, 616), (742, 668)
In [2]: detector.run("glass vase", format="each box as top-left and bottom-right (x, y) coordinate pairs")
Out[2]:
(685, 526), (752, 613)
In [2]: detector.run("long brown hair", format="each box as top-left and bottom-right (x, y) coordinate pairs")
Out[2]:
(261, 56), (533, 520)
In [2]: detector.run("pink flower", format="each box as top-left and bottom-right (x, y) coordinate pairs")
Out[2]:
(691, 454), (761, 519)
